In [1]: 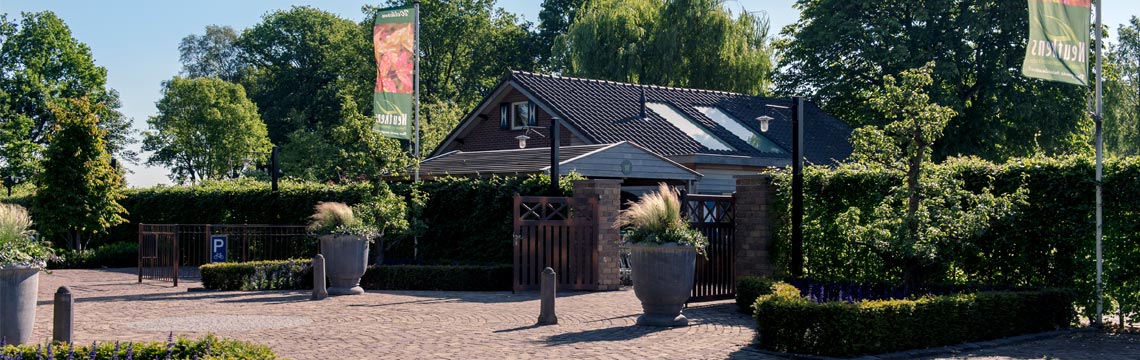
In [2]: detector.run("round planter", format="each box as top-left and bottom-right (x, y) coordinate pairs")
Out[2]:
(628, 243), (696, 327)
(0, 265), (40, 344)
(319, 235), (370, 296)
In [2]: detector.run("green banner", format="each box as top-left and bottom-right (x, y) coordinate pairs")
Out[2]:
(1022, 0), (1091, 86)
(373, 5), (416, 140)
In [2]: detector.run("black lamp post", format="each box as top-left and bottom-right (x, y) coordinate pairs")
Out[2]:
(515, 117), (562, 195)
(756, 96), (805, 277)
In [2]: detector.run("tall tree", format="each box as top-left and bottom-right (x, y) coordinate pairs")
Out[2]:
(556, 0), (773, 95)
(31, 97), (127, 251)
(1104, 17), (1140, 157)
(143, 77), (272, 184)
(536, 0), (587, 71)
(0, 11), (136, 176)
(178, 25), (243, 81)
(777, 0), (1092, 161)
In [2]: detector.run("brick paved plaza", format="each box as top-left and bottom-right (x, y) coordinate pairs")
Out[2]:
(25, 269), (1140, 359)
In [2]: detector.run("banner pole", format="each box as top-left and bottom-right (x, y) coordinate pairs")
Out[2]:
(413, 0), (421, 183)
(1094, 0), (1103, 330)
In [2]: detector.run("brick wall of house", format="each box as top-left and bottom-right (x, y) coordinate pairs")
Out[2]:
(455, 87), (576, 153)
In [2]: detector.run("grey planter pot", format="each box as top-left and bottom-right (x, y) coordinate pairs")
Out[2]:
(319, 235), (369, 296)
(0, 265), (39, 344)
(628, 243), (696, 327)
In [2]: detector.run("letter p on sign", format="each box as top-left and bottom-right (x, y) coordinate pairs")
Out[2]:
(211, 235), (227, 263)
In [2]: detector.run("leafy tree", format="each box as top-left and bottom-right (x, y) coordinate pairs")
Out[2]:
(236, 6), (372, 147)
(536, 0), (587, 71)
(142, 77), (272, 184)
(0, 11), (136, 177)
(777, 0), (1092, 161)
(557, 0), (773, 95)
(837, 65), (1027, 287)
(1104, 16), (1140, 157)
(31, 98), (127, 251)
(179, 25), (243, 81)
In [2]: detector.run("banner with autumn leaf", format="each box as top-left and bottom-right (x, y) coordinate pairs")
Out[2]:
(373, 5), (416, 140)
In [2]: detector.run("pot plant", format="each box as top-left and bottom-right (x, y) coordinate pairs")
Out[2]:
(616, 183), (708, 327)
(1, 203), (54, 344)
(309, 202), (375, 296)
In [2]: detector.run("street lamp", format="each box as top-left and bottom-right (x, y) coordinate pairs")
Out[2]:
(758, 97), (805, 277)
(513, 117), (562, 194)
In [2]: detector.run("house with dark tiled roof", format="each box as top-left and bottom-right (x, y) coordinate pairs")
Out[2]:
(421, 71), (853, 194)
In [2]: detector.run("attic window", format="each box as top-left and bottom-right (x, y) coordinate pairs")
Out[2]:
(645, 102), (734, 151)
(695, 106), (785, 153)
(511, 101), (530, 129)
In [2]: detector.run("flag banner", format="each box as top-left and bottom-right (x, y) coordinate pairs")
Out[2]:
(373, 5), (416, 140)
(1022, 0), (1092, 86)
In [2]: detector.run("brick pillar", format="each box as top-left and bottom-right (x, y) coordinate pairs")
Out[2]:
(735, 175), (776, 279)
(572, 179), (623, 290)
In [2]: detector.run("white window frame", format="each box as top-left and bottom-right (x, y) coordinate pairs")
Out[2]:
(510, 101), (530, 130)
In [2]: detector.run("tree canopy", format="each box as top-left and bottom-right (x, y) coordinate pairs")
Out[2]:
(777, 0), (1092, 161)
(0, 11), (135, 187)
(1104, 16), (1140, 157)
(143, 77), (272, 184)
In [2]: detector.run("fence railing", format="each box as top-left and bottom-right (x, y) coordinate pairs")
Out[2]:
(138, 224), (315, 286)
(512, 195), (600, 292)
(682, 193), (737, 303)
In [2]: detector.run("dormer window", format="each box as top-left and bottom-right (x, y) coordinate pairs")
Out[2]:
(511, 101), (531, 129)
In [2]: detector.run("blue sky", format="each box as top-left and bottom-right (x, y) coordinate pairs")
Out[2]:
(1, 1), (1135, 187)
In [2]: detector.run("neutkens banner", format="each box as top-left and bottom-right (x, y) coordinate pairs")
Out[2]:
(1022, 0), (1092, 86)
(374, 5), (416, 140)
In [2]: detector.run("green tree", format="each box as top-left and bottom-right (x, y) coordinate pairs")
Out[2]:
(179, 25), (243, 81)
(143, 77), (272, 184)
(31, 97), (127, 251)
(777, 0), (1092, 161)
(557, 0), (772, 95)
(1104, 17), (1140, 157)
(0, 11), (136, 177)
(536, 0), (587, 71)
(838, 65), (1027, 287)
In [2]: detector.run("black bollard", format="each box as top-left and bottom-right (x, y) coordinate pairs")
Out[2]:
(53, 286), (73, 343)
(537, 267), (557, 325)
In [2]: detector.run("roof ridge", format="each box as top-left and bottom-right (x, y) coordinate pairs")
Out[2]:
(510, 70), (750, 98)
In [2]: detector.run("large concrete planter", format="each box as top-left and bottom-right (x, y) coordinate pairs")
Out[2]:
(0, 265), (39, 344)
(628, 243), (696, 327)
(319, 235), (369, 295)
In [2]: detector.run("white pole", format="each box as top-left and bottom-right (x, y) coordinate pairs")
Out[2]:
(413, 0), (421, 262)
(1094, 0), (1104, 329)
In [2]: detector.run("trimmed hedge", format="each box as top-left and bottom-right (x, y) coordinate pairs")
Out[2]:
(770, 155), (1140, 315)
(753, 283), (1075, 357)
(48, 242), (138, 269)
(199, 260), (512, 291)
(735, 275), (774, 313)
(0, 333), (278, 359)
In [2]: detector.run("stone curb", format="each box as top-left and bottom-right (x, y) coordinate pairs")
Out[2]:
(745, 328), (1097, 360)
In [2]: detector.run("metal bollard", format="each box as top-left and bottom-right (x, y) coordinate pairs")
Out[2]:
(312, 254), (328, 300)
(537, 267), (557, 325)
(53, 286), (73, 344)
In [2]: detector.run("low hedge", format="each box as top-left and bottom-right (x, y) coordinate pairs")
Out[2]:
(48, 242), (138, 269)
(199, 260), (512, 291)
(753, 283), (1075, 357)
(735, 275), (774, 313)
(0, 333), (278, 359)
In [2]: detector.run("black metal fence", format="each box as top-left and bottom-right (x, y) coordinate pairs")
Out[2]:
(138, 224), (315, 286)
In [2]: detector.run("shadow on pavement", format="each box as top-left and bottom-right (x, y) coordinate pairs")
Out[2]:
(541, 325), (671, 345)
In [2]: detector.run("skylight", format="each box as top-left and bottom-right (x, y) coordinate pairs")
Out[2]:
(695, 106), (785, 153)
(645, 102), (734, 151)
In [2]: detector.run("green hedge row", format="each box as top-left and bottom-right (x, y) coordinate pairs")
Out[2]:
(47, 242), (138, 269)
(770, 155), (1140, 315)
(735, 275), (774, 313)
(753, 283), (1075, 357)
(0, 333), (278, 359)
(199, 260), (512, 291)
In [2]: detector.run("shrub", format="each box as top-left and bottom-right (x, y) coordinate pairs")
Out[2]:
(615, 183), (707, 254)
(0, 333), (278, 359)
(753, 282), (1075, 357)
(198, 260), (512, 291)
(0, 203), (54, 269)
(48, 242), (138, 269)
(736, 275), (774, 313)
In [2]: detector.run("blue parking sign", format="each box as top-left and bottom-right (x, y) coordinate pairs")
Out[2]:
(211, 235), (227, 263)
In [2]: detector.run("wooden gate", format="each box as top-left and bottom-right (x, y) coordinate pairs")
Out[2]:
(512, 195), (599, 292)
(682, 192), (736, 302)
